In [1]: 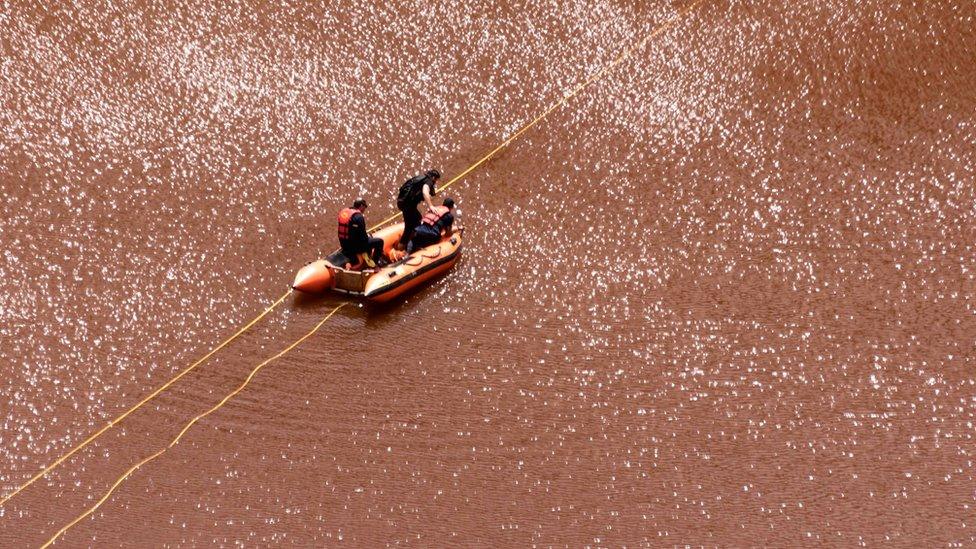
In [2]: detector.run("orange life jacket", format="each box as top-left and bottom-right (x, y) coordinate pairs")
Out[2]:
(421, 205), (450, 229)
(337, 208), (358, 242)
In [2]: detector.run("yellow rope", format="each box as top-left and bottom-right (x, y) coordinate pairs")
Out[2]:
(41, 303), (348, 548)
(369, 0), (708, 232)
(0, 289), (293, 508)
(35, 1), (708, 542)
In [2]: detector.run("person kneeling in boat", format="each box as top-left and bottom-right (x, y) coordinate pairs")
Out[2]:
(338, 198), (385, 269)
(407, 197), (462, 253)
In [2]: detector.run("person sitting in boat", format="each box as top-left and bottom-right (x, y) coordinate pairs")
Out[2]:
(338, 198), (385, 269)
(407, 197), (462, 253)
(396, 169), (441, 250)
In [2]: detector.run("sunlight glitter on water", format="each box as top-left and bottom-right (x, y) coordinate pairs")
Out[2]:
(2, 0), (975, 546)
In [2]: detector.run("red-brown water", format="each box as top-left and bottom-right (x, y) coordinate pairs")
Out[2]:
(2, 0), (975, 545)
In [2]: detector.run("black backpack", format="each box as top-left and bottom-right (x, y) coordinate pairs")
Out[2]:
(396, 175), (427, 209)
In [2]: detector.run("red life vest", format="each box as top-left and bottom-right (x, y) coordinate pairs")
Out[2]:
(337, 208), (358, 242)
(421, 205), (450, 228)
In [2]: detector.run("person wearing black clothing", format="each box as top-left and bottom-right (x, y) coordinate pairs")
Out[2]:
(396, 169), (441, 249)
(338, 198), (384, 267)
(407, 197), (461, 253)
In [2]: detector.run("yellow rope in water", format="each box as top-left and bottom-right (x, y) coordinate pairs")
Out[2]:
(35, 1), (708, 542)
(369, 0), (708, 232)
(0, 290), (293, 508)
(41, 303), (348, 548)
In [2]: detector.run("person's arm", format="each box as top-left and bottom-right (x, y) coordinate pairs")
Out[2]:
(444, 213), (461, 236)
(350, 213), (368, 243)
(422, 184), (436, 211)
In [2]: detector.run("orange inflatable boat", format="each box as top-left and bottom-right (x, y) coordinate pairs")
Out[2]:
(291, 222), (463, 303)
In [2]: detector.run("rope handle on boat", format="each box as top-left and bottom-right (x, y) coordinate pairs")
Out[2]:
(421, 246), (442, 259)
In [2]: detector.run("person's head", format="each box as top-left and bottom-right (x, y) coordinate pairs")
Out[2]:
(442, 197), (455, 210)
(352, 197), (368, 212)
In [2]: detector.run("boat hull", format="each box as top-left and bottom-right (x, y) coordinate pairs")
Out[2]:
(292, 223), (463, 302)
(364, 236), (462, 302)
(292, 260), (334, 293)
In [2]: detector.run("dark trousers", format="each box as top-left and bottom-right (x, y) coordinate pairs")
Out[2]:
(342, 237), (384, 264)
(407, 225), (441, 253)
(399, 205), (422, 246)
(365, 237), (384, 261)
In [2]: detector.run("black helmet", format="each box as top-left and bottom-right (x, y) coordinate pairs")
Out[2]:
(442, 197), (455, 209)
(426, 169), (442, 180)
(353, 197), (368, 209)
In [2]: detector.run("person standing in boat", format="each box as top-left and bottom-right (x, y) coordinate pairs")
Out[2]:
(338, 198), (385, 268)
(407, 197), (462, 253)
(396, 169), (441, 249)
